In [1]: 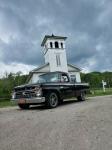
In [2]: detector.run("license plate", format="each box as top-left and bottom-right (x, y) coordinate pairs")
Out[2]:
(18, 99), (26, 104)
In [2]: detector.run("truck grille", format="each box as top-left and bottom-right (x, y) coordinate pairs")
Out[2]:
(15, 87), (37, 99)
(15, 91), (36, 99)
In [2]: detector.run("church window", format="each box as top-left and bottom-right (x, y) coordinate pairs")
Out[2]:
(55, 41), (59, 48)
(56, 54), (61, 66)
(61, 42), (63, 48)
(70, 75), (76, 83)
(50, 42), (53, 48)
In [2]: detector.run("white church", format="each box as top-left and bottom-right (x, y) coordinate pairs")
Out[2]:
(29, 34), (81, 83)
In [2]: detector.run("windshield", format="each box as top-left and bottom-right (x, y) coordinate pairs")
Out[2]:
(29, 73), (60, 84)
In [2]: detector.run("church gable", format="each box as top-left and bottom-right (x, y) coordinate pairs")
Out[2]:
(31, 63), (81, 73)
(68, 64), (81, 72)
(31, 63), (50, 73)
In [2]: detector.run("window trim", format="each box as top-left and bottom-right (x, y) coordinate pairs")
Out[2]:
(61, 42), (63, 48)
(56, 54), (61, 66)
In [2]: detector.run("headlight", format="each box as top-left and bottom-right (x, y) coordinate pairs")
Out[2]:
(12, 92), (16, 99)
(35, 88), (42, 97)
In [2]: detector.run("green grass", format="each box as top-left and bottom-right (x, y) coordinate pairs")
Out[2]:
(87, 88), (112, 97)
(0, 99), (16, 108)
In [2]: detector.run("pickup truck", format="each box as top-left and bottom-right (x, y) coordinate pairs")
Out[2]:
(11, 71), (89, 109)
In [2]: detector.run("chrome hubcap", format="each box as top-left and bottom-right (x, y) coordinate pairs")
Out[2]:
(50, 93), (58, 106)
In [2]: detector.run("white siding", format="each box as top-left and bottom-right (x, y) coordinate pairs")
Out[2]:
(43, 38), (68, 73)
(69, 72), (81, 82)
(29, 71), (81, 84)
(44, 49), (68, 72)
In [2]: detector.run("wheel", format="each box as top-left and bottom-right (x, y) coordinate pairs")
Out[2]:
(18, 104), (30, 109)
(77, 92), (86, 101)
(45, 92), (59, 108)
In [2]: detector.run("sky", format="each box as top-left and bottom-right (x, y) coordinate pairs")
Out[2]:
(0, 0), (112, 77)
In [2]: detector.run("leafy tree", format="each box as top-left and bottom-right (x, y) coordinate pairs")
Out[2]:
(0, 72), (28, 99)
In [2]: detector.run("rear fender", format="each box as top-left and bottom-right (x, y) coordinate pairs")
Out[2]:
(75, 90), (86, 97)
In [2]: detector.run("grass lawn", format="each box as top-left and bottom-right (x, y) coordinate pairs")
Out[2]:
(0, 99), (16, 108)
(87, 88), (112, 97)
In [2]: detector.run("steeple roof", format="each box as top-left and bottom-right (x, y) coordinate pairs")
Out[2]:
(41, 34), (67, 46)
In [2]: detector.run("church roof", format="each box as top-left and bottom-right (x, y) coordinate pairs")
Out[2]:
(30, 63), (50, 73)
(68, 63), (81, 72)
(30, 63), (81, 73)
(41, 34), (67, 46)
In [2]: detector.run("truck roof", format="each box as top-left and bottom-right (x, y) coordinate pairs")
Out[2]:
(39, 71), (68, 76)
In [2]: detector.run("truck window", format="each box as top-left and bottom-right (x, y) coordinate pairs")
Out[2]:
(39, 73), (60, 83)
(61, 74), (69, 82)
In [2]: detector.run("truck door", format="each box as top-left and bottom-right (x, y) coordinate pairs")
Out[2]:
(60, 73), (74, 99)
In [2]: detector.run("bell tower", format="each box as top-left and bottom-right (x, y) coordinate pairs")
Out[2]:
(41, 34), (68, 72)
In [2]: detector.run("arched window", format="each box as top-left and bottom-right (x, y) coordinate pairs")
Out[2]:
(50, 42), (53, 48)
(55, 41), (59, 48)
(61, 42), (63, 48)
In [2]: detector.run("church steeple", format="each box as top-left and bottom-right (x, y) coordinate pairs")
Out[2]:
(41, 34), (68, 72)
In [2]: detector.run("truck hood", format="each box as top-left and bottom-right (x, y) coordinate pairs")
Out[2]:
(14, 83), (41, 90)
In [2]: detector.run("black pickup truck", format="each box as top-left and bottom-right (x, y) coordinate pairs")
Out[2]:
(11, 71), (89, 109)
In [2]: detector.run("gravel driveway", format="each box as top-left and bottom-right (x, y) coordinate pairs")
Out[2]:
(0, 95), (112, 150)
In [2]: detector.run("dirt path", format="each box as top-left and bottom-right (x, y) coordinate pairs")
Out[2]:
(0, 95), (112, 150)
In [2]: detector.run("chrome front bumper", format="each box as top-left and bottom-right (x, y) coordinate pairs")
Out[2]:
(11, 97), (45, 104)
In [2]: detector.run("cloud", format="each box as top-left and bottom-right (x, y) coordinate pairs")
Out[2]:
(0, 0), (112, 76)
(0, 62), (35, 78)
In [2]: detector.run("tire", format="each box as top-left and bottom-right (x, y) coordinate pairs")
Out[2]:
(77, 92), (86, 101)
(45, 92), (59, 108)
(18, 104), (30, 109)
